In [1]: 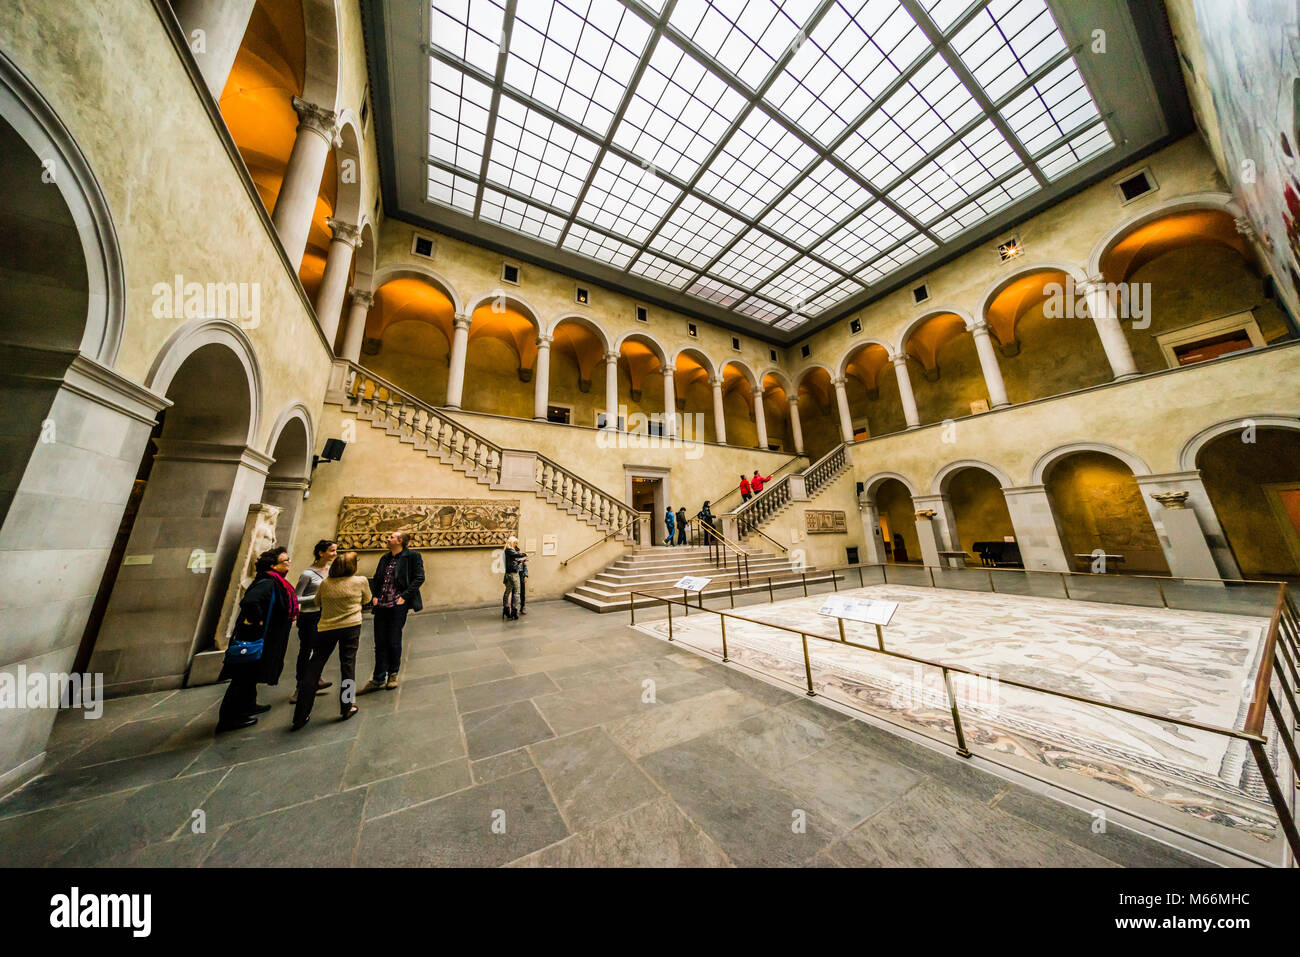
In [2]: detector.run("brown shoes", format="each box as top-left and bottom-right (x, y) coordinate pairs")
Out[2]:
(385, 674), (400, 690)
(359, 679), (386, 695)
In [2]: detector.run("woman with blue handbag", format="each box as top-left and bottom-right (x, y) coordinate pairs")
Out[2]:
(217, 546), (299, 732)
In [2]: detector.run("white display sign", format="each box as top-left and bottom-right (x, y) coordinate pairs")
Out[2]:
(674, 576), (713, 592)
(541, 534), (557, 556)
(818, 595), (898, 626)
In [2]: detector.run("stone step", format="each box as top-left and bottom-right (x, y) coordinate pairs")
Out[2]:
(580, 564), (820, 597)
(565, 571), (841, 613)
(595, 561), (805, 585)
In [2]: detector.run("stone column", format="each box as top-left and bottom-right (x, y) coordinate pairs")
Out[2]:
(914, 493), (958, 563)
(662, 367), (678, 438)
(969, 320), (1009, 408)
(172, 0), (257, 100)
(752, 386), (768, 449)
(1135, 471), (1240, 580)
(831, 375), (854, 443)
(1001, 485), (1071, 571)
(445, 313), (472, 409)
(858, 490), (888, 564)
(1143, 491), (1223, 584)
(272, 96), (337, 270)
(340, 288), (374, 363)
(891, 354), (921, 428)
(912, 508), (944, 567)
(709, 375), (726, 445)
(532, 334), (553, 421)
(604, 350), (620, 431)
(314, 217), (361, 346)
(789, 394), (805, 454)
(1079, 275), (1139, 380)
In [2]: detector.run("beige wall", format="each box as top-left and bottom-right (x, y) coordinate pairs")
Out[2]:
(1199, 428), (1300, 578)
(296, 405), (626, 607)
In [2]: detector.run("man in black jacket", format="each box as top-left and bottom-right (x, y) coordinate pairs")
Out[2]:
(362, 530), (424, 692)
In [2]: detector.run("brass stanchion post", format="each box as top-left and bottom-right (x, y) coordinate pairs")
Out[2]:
(728, 580), (735, 609)
(942, 667), (971, 758)
(720, 615), (729, 662)
(800, 633), (815, 696)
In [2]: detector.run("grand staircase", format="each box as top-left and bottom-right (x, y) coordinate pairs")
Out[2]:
(733, 443), (854, 542)
(564, 543), (837, 613)
(333, 363), (639, 542)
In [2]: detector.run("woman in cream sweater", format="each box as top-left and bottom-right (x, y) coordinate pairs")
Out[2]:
(291, 551), (371, 730)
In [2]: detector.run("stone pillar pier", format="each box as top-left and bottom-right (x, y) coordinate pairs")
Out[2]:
(172, 0), (257, 100)
(752, 386), (768, 449)
(1080, 275), (1139, 380)
(858, 490), (888, 564)
(533, 334), (553, 421)
(604, 351), (620, 431)
(663, 367), (678, 438)
(831, 375), (854, 443)
(891, 354), (921, 428)
(710, 375), (726, 444)
(912, 508), (944, 568)
(1144, 491), (1224, 584)
(913, 493), (958, 563)
(446, 313), (472, 409)
(340, 288), (374, 363)
(969, 320), (1009, 408)
(789, 394), (805, 454)
(1135, 472), (1240, 580)
(1001, 485), (1071, 571)
(314, 217), (361, 346)
(272, 97), (337, 270)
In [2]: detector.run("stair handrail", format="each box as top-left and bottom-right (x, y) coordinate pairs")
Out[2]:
(732, 442), (849, 527)
(340, 361), (638, 534)
(682, 517), (751, 585)
(560, 516), (641, 567)
(804, 443), (849, 498)
(708, 453), (807, 514)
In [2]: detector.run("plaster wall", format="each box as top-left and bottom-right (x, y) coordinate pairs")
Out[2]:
(296, 405), (627, 608)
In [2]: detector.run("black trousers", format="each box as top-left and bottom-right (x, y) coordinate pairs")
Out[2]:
(293, 625), (360, 725)
(519, 574), (527, 611)
(295, 611), (320, 685)
(218, 660), (259, 728)
(372, 605), (409, 681)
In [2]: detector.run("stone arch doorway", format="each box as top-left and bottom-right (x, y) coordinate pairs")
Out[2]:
(91, 330), (265, 696)
(1043, 450), (1169, 575)
(1197, 426), (1300, 579)
(263, 405), (314, 554)
(939, 465), (1016, 564)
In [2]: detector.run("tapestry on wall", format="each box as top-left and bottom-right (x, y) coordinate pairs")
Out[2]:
(1191, 0), (1300, 313)
(335, 496), (520, 550)
(805, 509), (848, 534)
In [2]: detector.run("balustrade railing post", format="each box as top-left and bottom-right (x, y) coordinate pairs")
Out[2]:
(942, 667), (971, 758)
(800, 633), (815, 696)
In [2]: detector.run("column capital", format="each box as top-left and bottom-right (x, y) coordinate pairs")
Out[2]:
(326, 217), (361, 247)
(347, 287), (374, 308)
(750, 385), (765, 397)
(290, 96), (338, 144)
(453, 313), (473, 330)
(1078, 273), (1109, 294)
(535, 333), (553, 348)
(663, 366), (676, 378)
(968, 318), (991, 337)
(604, 350), (620, 364)
(830, 374), (848, 388)
(1233, 216), (1256, 241)
(708, 374), (724, 388)
(891, 352), (911, 368)
(788, 392), (800, 407)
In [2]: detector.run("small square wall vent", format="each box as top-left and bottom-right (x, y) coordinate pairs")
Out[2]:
(912, 283), (929, 304)
(635, 305), (648, 323)
(849, 317), (862, 335)
(769, 348), (778, 362)
(501, 263), (520, 284)
(997, 235), (1023, 262)
(800, 344), (811, 359)
(1116, 168), (1157, 204)
(411, 234), (436, 259)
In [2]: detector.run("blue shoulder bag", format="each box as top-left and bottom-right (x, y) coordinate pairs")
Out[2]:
(226, 584), (276, 662)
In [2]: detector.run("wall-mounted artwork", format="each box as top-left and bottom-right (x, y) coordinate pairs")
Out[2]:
(805, 509), (848, 534)
(335, 497), (520, 550)
(1192, 0), (1300, 315)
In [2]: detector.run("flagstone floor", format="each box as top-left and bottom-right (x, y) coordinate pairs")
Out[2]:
(0, 597), (1207, 867)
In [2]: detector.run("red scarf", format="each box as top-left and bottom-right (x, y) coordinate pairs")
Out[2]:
(267, 569), (300, 622)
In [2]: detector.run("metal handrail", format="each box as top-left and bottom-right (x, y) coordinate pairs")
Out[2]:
(560, 517), (640, 567)
(682, 517), (751, 585)
(628, 579), (1299, 865)
(709, 453), (807, 514)
(746, 525), (788, 553)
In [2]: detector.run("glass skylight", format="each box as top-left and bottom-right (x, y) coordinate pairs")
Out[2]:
(423, 0), (1117, 327)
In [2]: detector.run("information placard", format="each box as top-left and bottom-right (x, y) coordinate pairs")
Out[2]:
(818, 595), (898, 626)
(674, 576), (713, 592)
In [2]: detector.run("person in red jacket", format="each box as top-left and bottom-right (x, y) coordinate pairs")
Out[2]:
(739, 475), (752, 502)
(751, 470), (772, 494)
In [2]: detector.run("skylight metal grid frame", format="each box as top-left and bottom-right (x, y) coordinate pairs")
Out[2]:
(421, 0), (1120, 326)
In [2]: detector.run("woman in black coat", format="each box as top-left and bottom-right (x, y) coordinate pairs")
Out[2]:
(217, 546), (299, 732)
